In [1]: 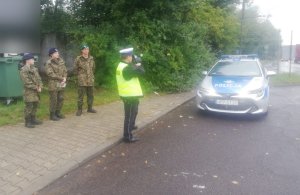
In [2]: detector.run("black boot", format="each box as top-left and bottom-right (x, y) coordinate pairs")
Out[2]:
(25, 117), (35, 128)
(76, 108), (82, 116)
(87, 106), (97, 113)
(55, 110), (65, 119)
(31, 115), (43, 125)
(50, 112), (60, 121)
(123, 137), (139, 143)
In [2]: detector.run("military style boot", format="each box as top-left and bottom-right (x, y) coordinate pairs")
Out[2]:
(25, 117), (35, 128)
(87, 106), (97, 113)
(31, 115), (43, 125)
(55, 110), (65, 119)
(50, 112), (60, 121)
(76, 106), (82, 116)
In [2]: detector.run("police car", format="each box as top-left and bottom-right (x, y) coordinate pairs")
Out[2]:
(196, 55), (276, 116)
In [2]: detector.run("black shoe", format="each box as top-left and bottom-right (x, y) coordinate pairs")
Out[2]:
(87, 108), (97, 113)
(123, 137), (139, 143)
(55, 111), (65, 119)
(31, 118), (43, 125)
(25, 123), (35, 128)
(76, 109), (82, 116)
(50, 112), (60, 121)
(25, 118), (35, 128)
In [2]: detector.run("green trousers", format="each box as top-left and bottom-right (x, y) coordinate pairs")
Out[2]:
(49, 90), (65, 112)
(24, 102), (39, 118)
(77, 86), (94, 109)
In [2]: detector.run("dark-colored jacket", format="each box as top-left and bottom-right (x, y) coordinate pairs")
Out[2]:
(19, 65), (43, 102)
(73, 55), (95, 86)
(45, 58), (67, 91)
(122, 63), (145, 81)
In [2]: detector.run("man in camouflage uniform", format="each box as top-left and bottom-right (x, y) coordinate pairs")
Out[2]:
(19, 53), (43, 128)
(45, 48), (67, 121)
(73, 45), (97, 116)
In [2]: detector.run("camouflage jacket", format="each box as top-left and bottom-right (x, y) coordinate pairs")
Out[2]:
(73, 55), (95, 86)
(19, 64), (43, 102)
(45, 58), (67, 91)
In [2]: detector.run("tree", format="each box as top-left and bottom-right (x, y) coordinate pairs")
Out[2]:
(41, 0), (270, 91)
(239, 6), (281, 59)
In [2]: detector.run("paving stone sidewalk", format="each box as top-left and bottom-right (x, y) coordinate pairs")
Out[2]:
(0, 91), (195, 195)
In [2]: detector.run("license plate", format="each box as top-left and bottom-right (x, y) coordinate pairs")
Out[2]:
(216, 99), (238, 106)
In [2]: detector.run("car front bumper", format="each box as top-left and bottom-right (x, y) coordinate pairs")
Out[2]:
(196, 91), (269, 114)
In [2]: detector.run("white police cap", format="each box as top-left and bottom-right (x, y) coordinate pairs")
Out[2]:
(119, 47), (133, 55)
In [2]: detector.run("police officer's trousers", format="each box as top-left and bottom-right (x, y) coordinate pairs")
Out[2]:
(77, 86), (94, 109)
(49, 90), (64, 112)
(122, 97), (139, 140)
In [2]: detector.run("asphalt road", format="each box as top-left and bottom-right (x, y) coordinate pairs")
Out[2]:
(39, 86), (300, 195)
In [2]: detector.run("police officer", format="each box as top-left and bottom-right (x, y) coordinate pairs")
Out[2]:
(19, 53), (43, 128)
(116, 48), (145, 143)
(73, 45), (97, 116)
(45, 48), (67, 121)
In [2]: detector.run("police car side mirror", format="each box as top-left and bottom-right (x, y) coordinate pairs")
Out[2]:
(202, 71), (208, 75)
(267, 70), (276, 77)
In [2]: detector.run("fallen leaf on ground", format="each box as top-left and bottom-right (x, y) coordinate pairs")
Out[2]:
(193, 185), (206, 189)
(181, 172), (190, 175)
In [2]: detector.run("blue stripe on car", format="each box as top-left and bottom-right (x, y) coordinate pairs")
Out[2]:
(212, 76), (252, 94)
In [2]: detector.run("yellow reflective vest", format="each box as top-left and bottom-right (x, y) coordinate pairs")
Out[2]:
(116, 62), (143, 97)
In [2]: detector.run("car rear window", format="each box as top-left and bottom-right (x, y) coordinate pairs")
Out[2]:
(209, 61), (262, 76)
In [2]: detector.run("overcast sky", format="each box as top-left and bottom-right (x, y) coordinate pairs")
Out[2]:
(253, 0), (300, 45)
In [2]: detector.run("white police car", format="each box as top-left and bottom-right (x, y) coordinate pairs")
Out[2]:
(196, 55), (276, 116)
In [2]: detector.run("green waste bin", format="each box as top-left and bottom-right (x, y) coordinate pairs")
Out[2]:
(0, 55), (23, 103)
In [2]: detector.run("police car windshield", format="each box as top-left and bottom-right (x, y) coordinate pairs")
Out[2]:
(208, 61), (261, 77)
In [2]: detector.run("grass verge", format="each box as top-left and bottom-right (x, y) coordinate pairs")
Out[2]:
(270, 73), (300, 86)
(0, 84), (119, 127)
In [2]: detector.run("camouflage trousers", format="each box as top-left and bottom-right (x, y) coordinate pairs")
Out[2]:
(77, 86), (94, 109)
(49, 90), (64, 112)
(24, 101), (39, 118)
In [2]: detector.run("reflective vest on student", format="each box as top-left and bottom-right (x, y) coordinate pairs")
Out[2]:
(116, 62), (143, 97)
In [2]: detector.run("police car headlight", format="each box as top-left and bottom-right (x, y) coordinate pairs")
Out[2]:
(197, 87), (219, 97)
(249, 88), (264, 98)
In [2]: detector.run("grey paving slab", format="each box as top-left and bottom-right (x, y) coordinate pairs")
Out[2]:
(0, 91), (195, 195)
